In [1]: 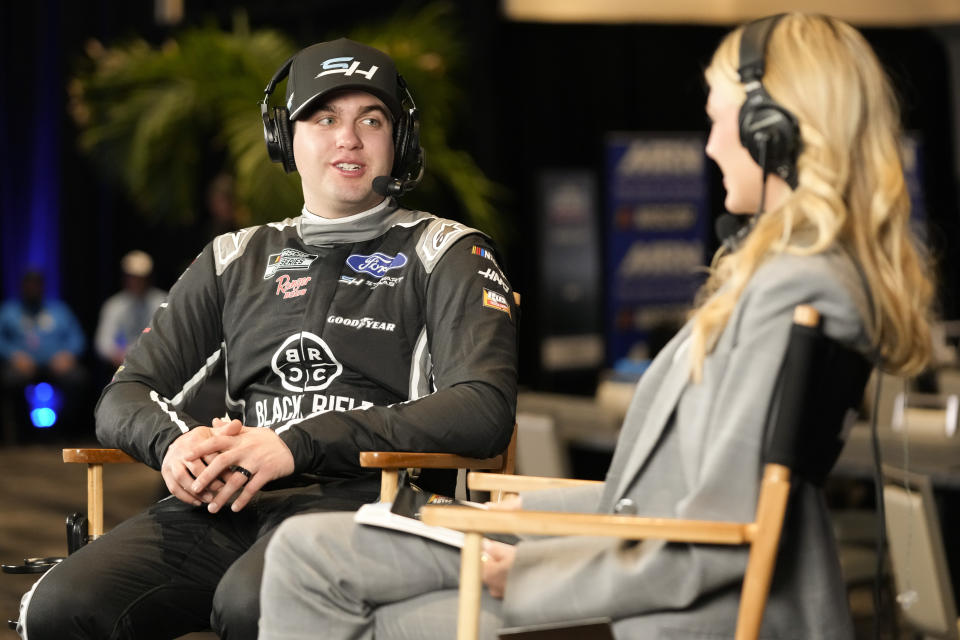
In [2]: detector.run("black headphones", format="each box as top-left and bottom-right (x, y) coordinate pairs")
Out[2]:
(260, 56), (424, 194)
(738, 14), (800, 189)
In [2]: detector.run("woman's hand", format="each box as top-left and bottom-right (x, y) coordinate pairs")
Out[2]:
(481, 539), (516, 598)
(485, 494), (522, 511)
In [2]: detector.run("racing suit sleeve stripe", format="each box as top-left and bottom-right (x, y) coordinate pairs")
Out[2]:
(409, 327), (433, 401)
(168, 347), (222, 407)
(150, 390), (190, 434)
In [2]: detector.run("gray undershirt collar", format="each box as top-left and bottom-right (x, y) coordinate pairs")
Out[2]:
(298, 198), (433, 246)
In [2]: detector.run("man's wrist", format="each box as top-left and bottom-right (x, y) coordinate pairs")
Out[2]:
(276, 427), (316, 475)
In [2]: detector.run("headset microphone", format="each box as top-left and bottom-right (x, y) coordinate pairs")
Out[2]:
(372, 153), (425, 196)
(715, 213), (754, 253)
(372, 176), (402, 196)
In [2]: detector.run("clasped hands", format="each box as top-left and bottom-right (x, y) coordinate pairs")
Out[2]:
(160, 418), (294, 514)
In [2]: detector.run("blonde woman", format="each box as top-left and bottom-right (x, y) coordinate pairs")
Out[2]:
(258, 14), (933, 639)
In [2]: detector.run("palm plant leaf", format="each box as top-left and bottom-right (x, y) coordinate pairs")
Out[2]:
(69, 3), (506, 240)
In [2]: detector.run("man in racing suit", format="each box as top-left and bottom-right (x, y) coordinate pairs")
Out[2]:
(18, 38), (517, 640)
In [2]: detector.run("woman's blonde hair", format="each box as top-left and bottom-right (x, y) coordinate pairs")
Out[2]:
(693, 13), (933, 379)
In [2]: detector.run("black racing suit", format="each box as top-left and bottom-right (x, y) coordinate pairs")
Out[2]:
(19, 198), (517, 640)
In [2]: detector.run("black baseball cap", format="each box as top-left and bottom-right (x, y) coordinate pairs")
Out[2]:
(285, 38), (402, 122)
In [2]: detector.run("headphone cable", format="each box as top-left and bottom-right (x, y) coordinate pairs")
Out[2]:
(869, 372), (888, 640)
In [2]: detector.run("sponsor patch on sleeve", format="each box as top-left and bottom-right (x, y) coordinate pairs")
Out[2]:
(482, 288), (511, 317)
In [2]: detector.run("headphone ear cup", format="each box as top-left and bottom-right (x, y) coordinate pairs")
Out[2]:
(273, 106), (297, 173)
(739, 92), (799, 185)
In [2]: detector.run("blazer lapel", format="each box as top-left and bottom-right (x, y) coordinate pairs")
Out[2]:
(603, 325), (694, 508)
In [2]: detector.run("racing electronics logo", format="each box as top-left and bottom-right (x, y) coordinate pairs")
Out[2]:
(272, 332), (343, 392)
(346, 252), (407, 278)
(264, 248), (319, 280)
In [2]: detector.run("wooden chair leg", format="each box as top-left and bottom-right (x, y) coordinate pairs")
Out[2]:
(87, 463), (104, 539)
(380, 469), (399, 503)
(62, 448), (136, 540)
(458, 532), (483, 640)
(735, 464), (791, 640)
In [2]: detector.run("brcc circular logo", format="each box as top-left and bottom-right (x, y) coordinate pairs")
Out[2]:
(271, 332), (343, 392)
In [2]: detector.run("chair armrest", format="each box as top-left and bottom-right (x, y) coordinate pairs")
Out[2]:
(467, 472), (602, 493)
(62, 448), (136, 464)
(425, 508), (749, 640)
(360, 451), (508, 502)
(359, 451), (505, 470)
(419, 506), (751, 545)
(61, 448), (137, 539)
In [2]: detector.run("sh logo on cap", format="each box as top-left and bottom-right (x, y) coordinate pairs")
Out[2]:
(318, 56), (379, 80)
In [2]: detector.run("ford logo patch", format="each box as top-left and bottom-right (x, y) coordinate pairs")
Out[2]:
(346, 252), (408, 278)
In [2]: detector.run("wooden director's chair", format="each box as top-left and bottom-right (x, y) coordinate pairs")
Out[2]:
(47, 422), (516, 550)
(423, 305), (874, 640)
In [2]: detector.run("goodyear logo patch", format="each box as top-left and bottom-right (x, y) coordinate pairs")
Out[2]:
(482, 288), (511, 317)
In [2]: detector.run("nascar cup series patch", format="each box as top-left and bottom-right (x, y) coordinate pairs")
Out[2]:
(264, 248), (319, 280)
(482, 288), (511, 317)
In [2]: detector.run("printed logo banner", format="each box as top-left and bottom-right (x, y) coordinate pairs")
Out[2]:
(901, 132), (928, 237)
(605, 133), (709, 365)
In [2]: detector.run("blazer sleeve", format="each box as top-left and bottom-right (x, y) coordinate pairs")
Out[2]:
(501, 252), (869, 625)
(520, 484), (604, 513)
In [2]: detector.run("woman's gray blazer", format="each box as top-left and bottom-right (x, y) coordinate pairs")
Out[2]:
(504, 249), (873, 639)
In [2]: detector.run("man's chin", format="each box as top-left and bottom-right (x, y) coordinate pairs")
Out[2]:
(316, 194), (384, 218)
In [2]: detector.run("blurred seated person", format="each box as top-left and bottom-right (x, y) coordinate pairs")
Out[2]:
(94, 250), (167, 368)
(0, 269), (88, 438)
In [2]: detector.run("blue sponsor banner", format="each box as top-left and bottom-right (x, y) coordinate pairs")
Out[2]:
(901, 132), (927, 240)
(605, 133), (710, 365)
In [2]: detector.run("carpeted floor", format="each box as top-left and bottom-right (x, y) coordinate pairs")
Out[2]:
(0, 442), (216, 639)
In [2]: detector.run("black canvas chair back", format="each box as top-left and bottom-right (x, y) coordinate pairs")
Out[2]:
(764, 309), (873, 485)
